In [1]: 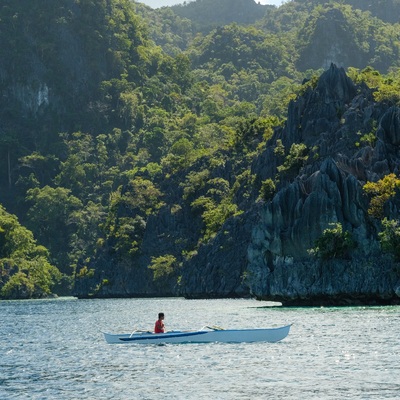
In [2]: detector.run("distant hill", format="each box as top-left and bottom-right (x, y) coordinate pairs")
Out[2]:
(139, 0), (400, 72)
(170, 0), (274, 32)
(294, 5), (400, 72)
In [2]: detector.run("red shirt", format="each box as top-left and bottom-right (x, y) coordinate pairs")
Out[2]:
(154, 319), (165, 333)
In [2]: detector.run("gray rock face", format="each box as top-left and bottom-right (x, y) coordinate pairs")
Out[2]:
(244, 65), (400, 305)
(378, 107), (400, 147)
(181, 211), (256, 299)
(246, 256), (399, 306)
(245, 155), (397, 305)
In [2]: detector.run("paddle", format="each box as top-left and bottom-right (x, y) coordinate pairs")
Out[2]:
(205, 325), (225, 331)
(129, 328), (153, 337)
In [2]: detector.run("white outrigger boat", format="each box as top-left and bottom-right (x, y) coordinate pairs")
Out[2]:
(103, 324), (291, 344)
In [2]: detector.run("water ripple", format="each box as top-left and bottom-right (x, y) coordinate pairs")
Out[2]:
(0, 299), (399, 399)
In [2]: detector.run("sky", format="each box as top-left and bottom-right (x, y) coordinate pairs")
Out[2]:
(139, 0), (287, 9)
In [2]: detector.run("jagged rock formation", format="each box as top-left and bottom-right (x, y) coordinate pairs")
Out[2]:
(181, 64), (400, 305)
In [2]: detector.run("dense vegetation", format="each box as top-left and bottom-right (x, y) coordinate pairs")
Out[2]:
(0, 0), (400, 299)
(0, 205), (61, 298)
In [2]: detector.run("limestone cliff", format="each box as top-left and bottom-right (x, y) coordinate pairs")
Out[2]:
(181, 64), (400, 305)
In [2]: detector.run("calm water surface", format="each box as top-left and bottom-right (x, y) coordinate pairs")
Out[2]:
(0, 298), (399, 399)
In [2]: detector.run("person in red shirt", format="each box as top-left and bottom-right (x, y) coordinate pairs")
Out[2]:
(154, 312), (165, 333)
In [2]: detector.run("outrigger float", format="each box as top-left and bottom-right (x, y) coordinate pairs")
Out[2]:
(103, 324), (291, 344)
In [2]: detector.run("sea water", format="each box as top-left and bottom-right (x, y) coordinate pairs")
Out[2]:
(0, 297), (399, 399)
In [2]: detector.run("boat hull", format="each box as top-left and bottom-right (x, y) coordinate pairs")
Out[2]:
(103, 325), (291, 344)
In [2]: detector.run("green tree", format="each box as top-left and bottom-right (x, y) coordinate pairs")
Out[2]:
(259, 178), (276, 202)
(149, 254), (178, 281)
(68, 201), (106, 272)
(122, 177), (164, 216)
(161, 138), (195, 174)
(363, 174), (400, 219)
(103, 177), (163, 258)
(25, 186), (83, 271)
(0, 205), (61, 299)
(191, 178), (239, 242)
(378, 218), (400, 261)
(277, 143), (309, 180)
(311, 223), (356, 260)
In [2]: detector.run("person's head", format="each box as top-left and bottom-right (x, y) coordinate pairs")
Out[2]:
(158, 312), (164, 320)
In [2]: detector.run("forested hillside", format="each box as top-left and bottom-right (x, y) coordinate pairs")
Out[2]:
(170, 0), (273, 32)
(1, 0), (400, 303)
